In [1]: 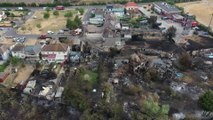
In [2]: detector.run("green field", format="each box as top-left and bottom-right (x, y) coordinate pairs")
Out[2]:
(80, 68), (98, 85)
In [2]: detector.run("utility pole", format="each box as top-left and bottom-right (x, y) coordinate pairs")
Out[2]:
(208, 13), (213, 31)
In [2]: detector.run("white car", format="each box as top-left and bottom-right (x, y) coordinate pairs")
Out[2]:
(47, 31), (54, 34)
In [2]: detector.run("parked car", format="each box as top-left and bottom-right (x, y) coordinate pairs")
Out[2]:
(161, 17), (169, 20)
(58, 30), (64, 34)
(13, 37), (26, 43)
(55, 6), (64, 10)
(192, 26), (200, 31)
(156, 21), (162, 26)
(38, 34), (52, 39)
(17, 7), (23, 10)
(47, 31), (54, 34)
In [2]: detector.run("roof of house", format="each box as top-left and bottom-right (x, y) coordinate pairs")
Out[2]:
(112, 8), (124, 12)
(0, 44), (10, 54)
(154, 2), (181, 13)
(125, 2), (138, 7)
(24, 44), (42, 55)
(11, 44), (24, 52)
(42, 43), (69, 52)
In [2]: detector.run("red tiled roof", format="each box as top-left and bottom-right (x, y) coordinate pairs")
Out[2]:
(125, 2), (138, 7)
(42, 43), (68, 52)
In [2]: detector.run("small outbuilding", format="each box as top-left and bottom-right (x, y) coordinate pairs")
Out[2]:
(125, 2), (138, 11)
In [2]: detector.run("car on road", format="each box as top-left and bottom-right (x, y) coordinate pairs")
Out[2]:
(47, 31), (54, 34)
(39, 34), (52, 39)
(13, 37), (26, 43)
(58, 30), (64, 34)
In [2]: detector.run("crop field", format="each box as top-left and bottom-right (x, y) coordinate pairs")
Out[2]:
(176, 0), (213, 29)
(0, 0), (52, 4)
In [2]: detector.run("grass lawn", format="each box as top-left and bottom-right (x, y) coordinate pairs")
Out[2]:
(80, 68), (98, 85)
(0, 62), (8, 72)
(17, 10), (79, 34)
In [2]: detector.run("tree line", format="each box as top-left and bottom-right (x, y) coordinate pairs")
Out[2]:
(0, 0), (201, 7)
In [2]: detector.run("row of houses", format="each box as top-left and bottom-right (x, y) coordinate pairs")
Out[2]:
(10, 42), (70, 63)
(106, 2), (139, 18)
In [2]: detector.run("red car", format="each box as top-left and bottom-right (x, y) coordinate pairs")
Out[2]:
(39, 34), (52, 39)
(55, 6), (64, 10)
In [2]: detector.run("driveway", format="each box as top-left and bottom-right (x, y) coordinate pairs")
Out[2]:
(139, 5), (193, 43)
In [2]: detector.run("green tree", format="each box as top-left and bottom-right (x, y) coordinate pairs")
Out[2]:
(36, 23), (41, 28)
(164, 26), (177, 42)
(140, 96), (169, 120)
(198, 91), (213, 116)
(64, 11), (73, 17)
(74, 15), (81, 27)
(66, 19), (77, 30)
(5, 11), (10, 16)
(90, 13), (95, 18)
(45, 7), (50, 12)
(78, 8), (84, 15)
(10, 57), (20, 66)
(43, 12), (50, 19)
(53, 11), (59, 16)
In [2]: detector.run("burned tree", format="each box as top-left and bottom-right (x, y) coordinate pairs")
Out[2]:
(178, 52), (192, 69)
(148, 16), (157, 28)
(164, 26), (177, 43)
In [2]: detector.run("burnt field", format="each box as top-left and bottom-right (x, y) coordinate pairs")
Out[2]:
(125, 40), (184, 54)
(182, 35), (213, 51)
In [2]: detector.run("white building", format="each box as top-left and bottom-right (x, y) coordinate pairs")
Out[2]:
(41, 43), (70, 63)
(11, 43), (25, 59)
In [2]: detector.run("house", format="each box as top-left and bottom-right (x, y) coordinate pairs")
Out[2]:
(24, 44), (42, 61)
(106, 4), (113, 12)
(11, 43), (25, 58)
(112, 8), (125, 18)
(89, 9), (104, 25)
(89, 15), (104, 25)
(125, 2), (139, 11)
(0, 44), (11, 61)
(121, 23), (130, 30)
(23, 80), (36, 94)
(41, 43), (70, 63)
(153, 2), (181, 16)
(69, 51), (81, 63)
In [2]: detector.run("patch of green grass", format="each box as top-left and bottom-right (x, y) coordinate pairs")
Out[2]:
(79, 68), (98, 85)
(0, 62), (8, 72)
